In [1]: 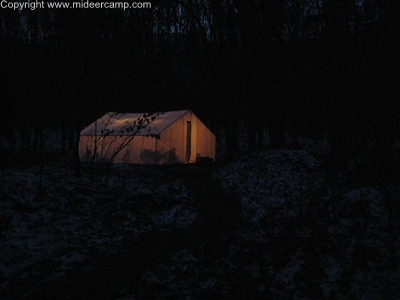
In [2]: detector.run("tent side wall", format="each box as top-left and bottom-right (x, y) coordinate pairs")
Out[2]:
(158, 111), (215, 162)
(79, 135), (158, 164)
(194, 116), (216, 161)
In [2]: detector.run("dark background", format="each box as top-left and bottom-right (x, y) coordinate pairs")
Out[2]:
(1, 2), (400, 298)
(1, 0), (400, 169)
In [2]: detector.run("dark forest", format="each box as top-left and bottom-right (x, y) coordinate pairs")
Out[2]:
(1, 1), (400, 299)
(1, 0), (399, 161)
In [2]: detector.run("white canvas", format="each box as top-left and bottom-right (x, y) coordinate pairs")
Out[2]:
(79, 110), (216, 164)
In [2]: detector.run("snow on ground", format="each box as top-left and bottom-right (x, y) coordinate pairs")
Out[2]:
(215, 149), (323, 222)
(0, 165), (195, 298)
(1, 150), (399, 299)
(214, 149), (400, 299)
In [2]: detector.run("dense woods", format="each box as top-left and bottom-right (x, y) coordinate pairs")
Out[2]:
(1, 0), (400, 164)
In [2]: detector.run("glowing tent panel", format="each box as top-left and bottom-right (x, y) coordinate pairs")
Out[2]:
(79, 110), (216, 164)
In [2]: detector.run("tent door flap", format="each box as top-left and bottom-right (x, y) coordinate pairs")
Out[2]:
(186, 121), (191, 163)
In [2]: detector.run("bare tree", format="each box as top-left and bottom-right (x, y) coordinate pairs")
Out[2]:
(83, 112), (161, 173)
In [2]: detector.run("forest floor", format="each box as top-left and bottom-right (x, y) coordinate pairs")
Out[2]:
(1, 149), (399, 299)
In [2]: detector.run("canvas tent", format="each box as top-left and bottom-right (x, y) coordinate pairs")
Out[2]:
(79, 110), (216, 164)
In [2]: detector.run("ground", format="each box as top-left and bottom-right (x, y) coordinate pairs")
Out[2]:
(1, 150), (399, 299)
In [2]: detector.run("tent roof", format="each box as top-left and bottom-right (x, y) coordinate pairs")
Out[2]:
(80, 110), (191, 136)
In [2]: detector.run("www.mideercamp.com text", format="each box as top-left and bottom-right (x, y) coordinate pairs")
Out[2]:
(1, 0), (151, 10)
